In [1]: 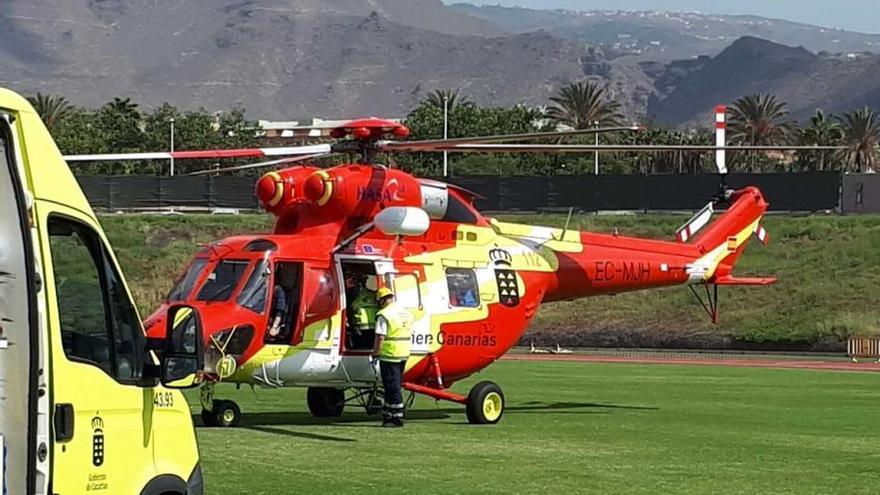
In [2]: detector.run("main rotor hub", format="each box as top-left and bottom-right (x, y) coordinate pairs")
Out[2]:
(329, 118), (410, 142)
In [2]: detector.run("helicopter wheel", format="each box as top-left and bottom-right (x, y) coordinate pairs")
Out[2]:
(307, 387), (346, 418)
(466, 381), (505, 425)
(211, 400), (242, 428)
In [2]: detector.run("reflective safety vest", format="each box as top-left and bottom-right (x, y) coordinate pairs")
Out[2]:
(377, 302), (414, 362)
(351, 289), (378, 331)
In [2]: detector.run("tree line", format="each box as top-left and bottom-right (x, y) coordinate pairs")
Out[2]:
(28, 82), (880, 176)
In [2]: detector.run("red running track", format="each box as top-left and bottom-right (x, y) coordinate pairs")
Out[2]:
(504, 354), (880, 372)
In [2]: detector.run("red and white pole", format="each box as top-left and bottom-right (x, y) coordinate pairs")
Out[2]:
(715, 105), (727, 175)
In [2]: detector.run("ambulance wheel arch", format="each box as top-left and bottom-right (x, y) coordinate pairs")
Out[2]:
(139, 474), (186, 495)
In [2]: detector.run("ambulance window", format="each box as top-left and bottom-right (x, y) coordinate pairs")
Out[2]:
(237, 259), (271, 314)
(167, 258), (208, 301)
(197, 260), (249, 302)
(445, 268), (480, 308)
(49, 217), (144, 382)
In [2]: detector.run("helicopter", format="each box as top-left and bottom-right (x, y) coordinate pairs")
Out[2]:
(65, 107), (804, 427)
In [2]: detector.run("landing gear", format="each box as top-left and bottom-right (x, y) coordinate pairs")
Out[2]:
(198, 382), (242, 427)
(403, 380), (506, 425)
(214, 400), (242, 427)
(200, 399), (242, 427)
(307, 387), (346, 418)
(466, 381), (505, 425)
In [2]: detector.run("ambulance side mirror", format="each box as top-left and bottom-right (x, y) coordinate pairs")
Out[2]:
(159, 305), (205, 389)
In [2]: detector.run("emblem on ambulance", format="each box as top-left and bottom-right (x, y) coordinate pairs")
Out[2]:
(91, 416), (105, 466)
(490, 249), (520, 307)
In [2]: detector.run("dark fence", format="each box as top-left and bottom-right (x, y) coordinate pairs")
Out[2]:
(841, 173), (880, 213)
(77, 175), (261, 209)
(76, 172), (847, 212)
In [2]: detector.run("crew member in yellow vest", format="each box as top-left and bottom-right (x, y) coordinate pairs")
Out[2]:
(371, 286), (414, 427)
(349, 278), (378, 349)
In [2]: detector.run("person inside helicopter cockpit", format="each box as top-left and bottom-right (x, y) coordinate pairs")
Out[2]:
(267, 265), (298, 342)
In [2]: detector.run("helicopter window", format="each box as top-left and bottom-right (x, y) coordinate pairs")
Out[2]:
(167, 258), (208, 301)
(441, 195), (478, 225)
(445, 268), (480, 308)
(237, 259), (271, 314)
(245, 239), (278, 252)
(196, 260), (249, 302)
(305, 268), (338, 318)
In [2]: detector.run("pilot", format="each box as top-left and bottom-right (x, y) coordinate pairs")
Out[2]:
(346, 273), (378, 348)
(371, 287), (414, 428)
(268, 267), (296, 340)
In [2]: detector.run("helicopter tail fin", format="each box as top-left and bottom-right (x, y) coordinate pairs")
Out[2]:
(685, 186), (776, 285)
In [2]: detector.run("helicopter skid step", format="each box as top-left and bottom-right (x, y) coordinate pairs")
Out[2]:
(403, 382), (467, 405)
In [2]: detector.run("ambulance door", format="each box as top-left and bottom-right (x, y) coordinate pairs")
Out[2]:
(38, 208), (157, 494)
(0, 114), (47, 494)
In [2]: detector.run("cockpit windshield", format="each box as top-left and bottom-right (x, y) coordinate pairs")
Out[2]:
(196, 260), (249, 302)
(167, 258), (208, 302)
(237, 258), (271, 314)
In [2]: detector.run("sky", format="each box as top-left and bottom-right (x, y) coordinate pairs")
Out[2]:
(455, 1), (880, 34)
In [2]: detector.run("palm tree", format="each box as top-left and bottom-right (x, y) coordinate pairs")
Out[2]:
(423, 89), (472, 110)
(545, 81), (623, 129)
(799, 110), (843, 171)
(728, 94), (794, 171)
(27, 93), (74, 130)
(838, 107), (880, 172)
(104, 97), (140, 119)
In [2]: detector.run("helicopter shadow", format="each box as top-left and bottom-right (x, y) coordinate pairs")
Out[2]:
(428, 401), (658, 416)
(194, 408), (451, 430)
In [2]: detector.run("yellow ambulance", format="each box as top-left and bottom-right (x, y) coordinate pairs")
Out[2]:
(0, 88), (205, 494)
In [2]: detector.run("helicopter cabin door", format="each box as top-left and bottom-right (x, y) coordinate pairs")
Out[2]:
(338, 257), (423, 354)
(263, 261), (303, 345)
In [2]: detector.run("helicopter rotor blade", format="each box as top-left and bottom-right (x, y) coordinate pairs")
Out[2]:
(63, 144), (333, 162)
(186, 153), (336, 176)
(418, 144), (848, 153)
(377, 126), (643, 153)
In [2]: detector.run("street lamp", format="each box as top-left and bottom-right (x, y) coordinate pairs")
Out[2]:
(593, 120), (600, 175)
(169, 118), (176, 177)
(443, 95), (449, 177)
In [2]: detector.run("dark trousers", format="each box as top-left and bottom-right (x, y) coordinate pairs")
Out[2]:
(379, 360), (406, 423)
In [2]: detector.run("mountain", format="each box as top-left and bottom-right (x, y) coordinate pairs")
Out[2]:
(647, 37), (880, 125)
(0, 0), (587, 118)
(450, 4), (880, 61)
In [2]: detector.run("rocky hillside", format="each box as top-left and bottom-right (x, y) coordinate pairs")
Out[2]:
(0, 0), (585, 117)
(1, 0), (879, 123)
(647, 37), (880, 125)
(451, 4), (880, 61)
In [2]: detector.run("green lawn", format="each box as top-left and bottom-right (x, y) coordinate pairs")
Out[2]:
(188, 360), (880, 495)
(101, 213), (880, 348)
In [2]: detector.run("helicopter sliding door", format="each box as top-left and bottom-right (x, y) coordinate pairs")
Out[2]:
(339, 258), (381, 353)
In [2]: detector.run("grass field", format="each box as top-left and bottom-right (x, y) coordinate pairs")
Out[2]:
(187, 360), (880, 495)
(101, 213), (880, 348)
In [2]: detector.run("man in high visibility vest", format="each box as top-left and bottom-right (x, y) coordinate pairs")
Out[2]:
(371, 286), (414, 427)
(346, 273), (377, 349)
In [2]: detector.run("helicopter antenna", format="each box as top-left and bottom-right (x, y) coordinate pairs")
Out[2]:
(556, 207), (575, 243)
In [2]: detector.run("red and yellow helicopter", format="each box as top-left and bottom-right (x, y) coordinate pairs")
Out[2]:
(67, 108), (786, 426)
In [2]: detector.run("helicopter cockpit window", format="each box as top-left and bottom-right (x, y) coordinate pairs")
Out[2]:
(196, 260), (249, 302)
(168, 258), (208, 302)
(237, 258), (271, 314)
(445, 268), (480, 308)
(441, 195), (478, 225)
